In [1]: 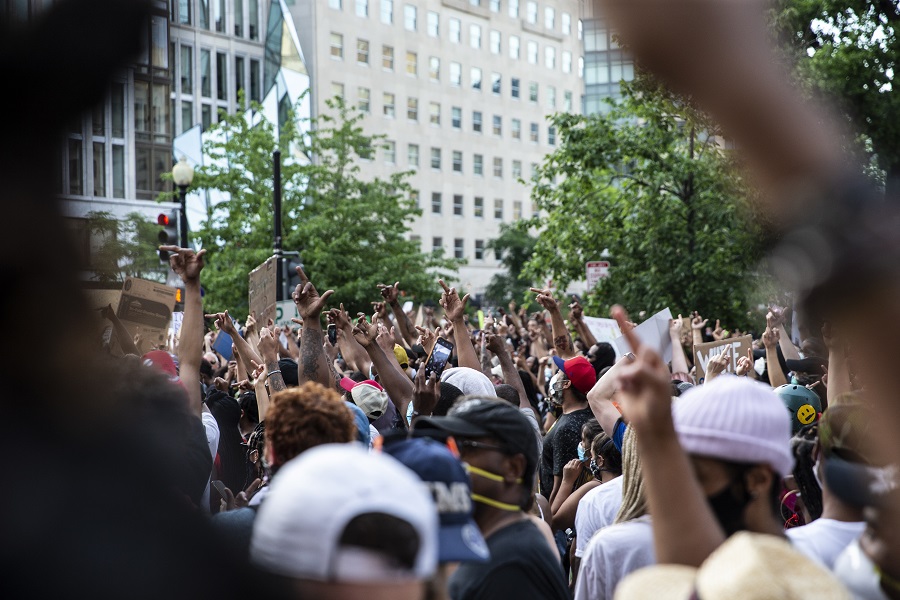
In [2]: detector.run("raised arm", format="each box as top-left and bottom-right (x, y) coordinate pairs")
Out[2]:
(439, 279), (479, 371)
(691, 312), (708, 348)
(328, 304), (372, 374)
(668, 315), (691, 381)
(257, 327), (286, 393)
(352, 316), (414, 419)
(822, 323), (849, 406)
(569, 299), (598, 348)
(292, 266), (337, 390)
(99, 303), (140, 355)
(160, 245), (207, 416)
(486, 332), (532, 416)
(379, 282), (417, 346)
(206, 310), (261, 373)
(763, 326), (788, 388)
(531, 288), (575, 359)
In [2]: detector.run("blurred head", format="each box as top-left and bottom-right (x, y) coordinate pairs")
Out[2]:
(590, 432), (622, 479)
(587, 342), (617, 374)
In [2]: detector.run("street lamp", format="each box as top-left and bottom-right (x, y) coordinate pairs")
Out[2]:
(172, 156), (194, 248)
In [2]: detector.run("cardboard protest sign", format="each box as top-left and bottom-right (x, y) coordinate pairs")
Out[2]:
(613, 308), (674, 362)
(582, 316), (622, 347)
(248, 257), (278, 326)
(693, 335), (753, 381)
(116, 277), (178, 353)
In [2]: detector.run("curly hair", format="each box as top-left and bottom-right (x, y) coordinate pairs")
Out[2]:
(266, 382), (356, 471)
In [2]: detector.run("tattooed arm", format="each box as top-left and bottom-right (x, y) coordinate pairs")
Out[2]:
(257, 327), (286, 393)
(531, 288), (575, 359)
(292, 267), (337, 390)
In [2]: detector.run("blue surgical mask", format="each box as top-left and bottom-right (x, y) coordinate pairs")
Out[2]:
(577, 442), (586, 461)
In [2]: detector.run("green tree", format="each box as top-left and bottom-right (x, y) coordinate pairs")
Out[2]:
(521, 81), (764, 330)
(484, 224), (538, 306)
(177, 97), (458, 315)
(85, 211), (168, 283)
(772, 0), (898, 191)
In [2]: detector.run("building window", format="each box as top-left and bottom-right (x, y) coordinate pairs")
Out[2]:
(431, 193), (442, 213)
(453, 194), (463, 214)
(490, 30), (501, 54)
(214, 0), (225, 32)
(449, 18), (460, 43)
(475, 239), (485, 259)
(509, 0), (519, 18)
(511, 78), (520, 98)
(471, 67), (482, 91)
(470, 24), (482, 49)
(385, 140), (396, 163)
(474, 196), (484, 217)
(526, 1), (537, 24)
(530, 122), (539, 142)
(564, 90), (573, 112)
(545, 46), (556, 69)
(562, 51), (572, 73)
(452, 152), (463, 173)
(216, 51), (227, 100)
(433, 236), (443, 253)
(509, 35), (520, 59)
(200, 49), (211, 97)
(180, 99), (193, 133)
(454, 238), (464, 259)
(492, 115), (502, 136)
(491, 72), (501, 95)
(431, 147), (441, 169)
(356, 0), (368, 17)
(235, 56), (245, 106)
(512, 118), (521, 140)
(547, 85), (556, 109)
(490, 0), (500, 11)
(429, 102), (440, 125)
(429, 57), (440, 81)
(544, 6), (555, 29)
(383, 45), (394, 70)
(493, 157), (503, 178)
(512, 160), (522, 178)
(329, 0), (342, 9)
(406, 51), (417, 76)
(407, 97), (418, 120)
(529, 82), (538, 103)
(513, 200), (523, 220)
(408, 143), (419, 166)
(527, 41), (538, 64)
(404, 4), (416, 30)
(198, 0), (209, 28)
(548, 126), (556, 145)
(383, 92), (395, 117)
(474, 154), (483, 175)
(332, 82), (345, 98)
(250, 59), (261, 102)
(331, 33), (344, 59)
(381, 0), (393, 23)
(473, 111), (482, 133)
(180, 45), (193, 95)
(531, 162), (539, 178)
(249, 0), (260, 40)
(494, 198), (504, 219)
(452, 107), (462, 128)
(411, 233), (421, 247)
(358, 87), (371, 112)
(235, 0), (244, 36)
(357, 39), (370, 64)
(450, 62), (462, 86)
(562, 12), (571, 35)
(201, 104), (212, 130)
(427, 11), (439, 36)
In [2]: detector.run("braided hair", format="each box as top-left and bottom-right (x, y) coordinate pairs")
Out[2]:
(790, 423), (823, 522)
(614, 425), (647, 524)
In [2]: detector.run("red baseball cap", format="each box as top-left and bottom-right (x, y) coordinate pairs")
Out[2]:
(552, 355), (596, 395)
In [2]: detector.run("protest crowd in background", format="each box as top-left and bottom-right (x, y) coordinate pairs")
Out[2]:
(8, 0), (900, 599)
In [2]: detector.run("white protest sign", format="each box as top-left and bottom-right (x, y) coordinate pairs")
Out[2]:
(613, 307), (673, 362)
(275, 300), (300, 329)
(582, 316), (622, 347)
(586, 261), (610, 290)
(693, 335), (753, 381)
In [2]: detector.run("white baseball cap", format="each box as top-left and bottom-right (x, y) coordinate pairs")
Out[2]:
(250, 444), (438, 583)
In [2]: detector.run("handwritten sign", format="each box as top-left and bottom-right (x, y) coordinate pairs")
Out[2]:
(693, 335), (753, 380)
(116, 277), (178, 353)
(248, 257), (277, 325)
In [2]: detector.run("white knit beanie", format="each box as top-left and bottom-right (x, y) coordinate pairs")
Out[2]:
(674, 375), (794, 476)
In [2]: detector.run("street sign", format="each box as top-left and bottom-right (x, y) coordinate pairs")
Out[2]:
(275, 300), (300, 329)
(586, 261), (610, 290)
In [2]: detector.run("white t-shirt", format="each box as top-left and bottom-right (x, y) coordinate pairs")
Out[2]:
(200, 410), (220, 513)
(574, 515), (655, 600)
(574, 475), (623, 557)
(787, 518), (866, 570)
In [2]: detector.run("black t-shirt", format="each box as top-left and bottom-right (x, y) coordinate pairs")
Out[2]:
(448, 520), (569, 600)
(540, 406), (593, 497)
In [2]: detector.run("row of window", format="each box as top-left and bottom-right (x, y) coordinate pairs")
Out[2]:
(421, 236), (495, 261)
(426, 194), (530, 221)
(330, 32), (578, 75)
(331, 0), (575, 38)
(169, 0), (262, 41)
(382, 143), (543, 180)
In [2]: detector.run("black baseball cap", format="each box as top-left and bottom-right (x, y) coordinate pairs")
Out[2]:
(414, 397), (538, 486)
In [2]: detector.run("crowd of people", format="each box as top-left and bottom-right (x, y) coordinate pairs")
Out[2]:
(8, 0), (900, 598)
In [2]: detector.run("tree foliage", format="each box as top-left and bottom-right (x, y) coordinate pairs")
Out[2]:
(176, 97), (459, 316)
(772, 0), (899, 190)
(484, 224), (538, 306)
(85, 211), (167, 283)
(520, 80), (764, 330)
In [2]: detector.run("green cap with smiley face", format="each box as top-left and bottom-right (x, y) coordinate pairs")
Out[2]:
(774, 384), (823, 434)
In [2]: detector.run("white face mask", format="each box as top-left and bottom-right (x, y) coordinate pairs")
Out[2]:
(549, 371), (567, 405)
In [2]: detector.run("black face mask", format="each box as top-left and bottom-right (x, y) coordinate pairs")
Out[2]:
(706, 472), (753, 537)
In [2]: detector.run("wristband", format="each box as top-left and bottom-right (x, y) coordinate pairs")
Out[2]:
(268, 369), (282, 377)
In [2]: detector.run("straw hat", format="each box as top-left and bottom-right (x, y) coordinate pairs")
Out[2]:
(615, 532), (850, 599)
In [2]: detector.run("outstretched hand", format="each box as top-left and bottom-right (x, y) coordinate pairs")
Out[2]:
(160, 246), (207, 283)
(530, 287), (560, 312)
(292, 266), (334, 321)
(205, 310), (238, 336)
(378, 281), (401, 305)
(439, 279), (469, 322)
(352, 315), (378, 348)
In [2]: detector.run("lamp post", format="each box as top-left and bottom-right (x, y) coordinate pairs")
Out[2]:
(172, 156), (194, 248)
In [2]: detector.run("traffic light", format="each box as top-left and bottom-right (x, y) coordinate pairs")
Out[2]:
(157, 211), (179, 262)
(278, 255), (304, 300)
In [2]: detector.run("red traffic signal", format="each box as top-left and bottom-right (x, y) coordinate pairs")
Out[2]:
(157, 213), (170, 226)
